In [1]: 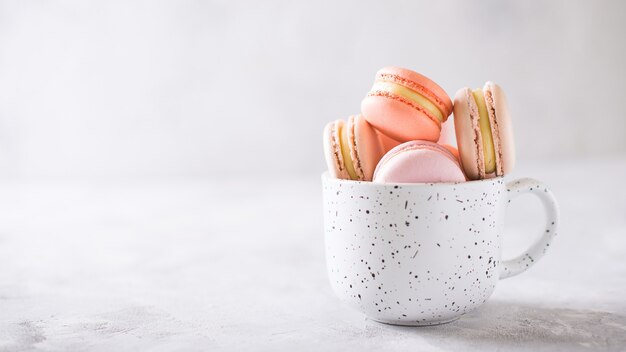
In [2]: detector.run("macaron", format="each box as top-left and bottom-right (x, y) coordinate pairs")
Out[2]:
(323, 115), (400, 181)
(453, 82), (515, 180)
(437, 118), (457, 147)
(361, 67), (453, 142)
(373, 141), (466, 184)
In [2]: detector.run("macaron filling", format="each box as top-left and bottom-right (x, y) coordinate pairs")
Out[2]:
(483, 87), (504, 175)
(371, 81), (444, 122)
(338, 123), (358, 180)
(472, 89), (496, 174)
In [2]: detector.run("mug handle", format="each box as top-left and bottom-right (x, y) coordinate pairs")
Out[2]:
(499, 178), (560, 279)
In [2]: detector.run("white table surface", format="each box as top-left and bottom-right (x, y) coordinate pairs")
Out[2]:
(1, 158), (625, 351)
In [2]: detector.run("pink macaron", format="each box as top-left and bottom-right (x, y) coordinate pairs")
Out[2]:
(453, 82), (515, 180)
(373, 141), (466, 184)
(361, 67), (453, 142)
(323, 115), (401, 181)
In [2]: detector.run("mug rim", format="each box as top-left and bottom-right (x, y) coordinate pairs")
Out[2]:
(321, 172), (504, 189)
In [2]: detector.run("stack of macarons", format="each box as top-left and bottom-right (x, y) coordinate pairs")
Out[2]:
(323, 66), (515, 183)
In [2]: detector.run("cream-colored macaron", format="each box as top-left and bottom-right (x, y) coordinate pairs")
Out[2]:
(453, 82), (515, 180)
(323, 115), (400, 181)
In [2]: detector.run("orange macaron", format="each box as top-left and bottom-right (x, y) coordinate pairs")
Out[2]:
(361, 67), (453, 142)
(453, 82), (516, 180)
(323, 115), (400, 181)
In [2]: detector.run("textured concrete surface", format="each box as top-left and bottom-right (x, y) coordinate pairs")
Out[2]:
(1, 158), (625, 351)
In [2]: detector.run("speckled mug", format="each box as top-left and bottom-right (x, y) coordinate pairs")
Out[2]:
(322, 173), (559, 326)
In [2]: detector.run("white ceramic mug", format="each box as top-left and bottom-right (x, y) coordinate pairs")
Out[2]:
(322, 173), (559, 326)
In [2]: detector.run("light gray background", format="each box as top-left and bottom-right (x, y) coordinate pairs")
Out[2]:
(1, 0), (625, 180)
(1, 2), (626, 351)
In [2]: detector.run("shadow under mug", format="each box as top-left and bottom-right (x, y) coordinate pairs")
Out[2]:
(322, 173), (559, 326)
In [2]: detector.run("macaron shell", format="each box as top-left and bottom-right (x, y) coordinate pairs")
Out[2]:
(345, 116), (364, 180)
(350, 115), (385, 181)
(484, 82), (516, 175)
(453, 88), (485, 180)
(373, 141), (466, 184)
(376, 129), (402, 152)
(322, 119), (350, 180)
(361, 94), (442, 142)
(437, 117), (457, 147)
(376, 67), (453, 117)
(440, 144), (460, 162)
